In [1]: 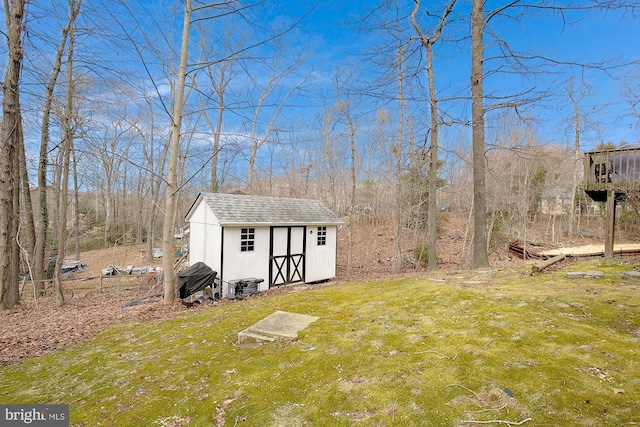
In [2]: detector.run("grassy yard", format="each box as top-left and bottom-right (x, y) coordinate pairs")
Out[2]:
(1, 260), (639, 426)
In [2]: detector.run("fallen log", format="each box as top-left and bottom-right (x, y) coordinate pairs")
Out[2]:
(532, 254), (566, 273)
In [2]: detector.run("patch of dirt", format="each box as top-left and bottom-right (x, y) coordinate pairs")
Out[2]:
(1, 244), (181, 366)
(0, 291), (183, 365)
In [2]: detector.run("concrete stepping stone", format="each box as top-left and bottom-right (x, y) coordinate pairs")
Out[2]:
(238, 310), (319, 344)
(623, 270), (640, 280)
(584, 270), (604, 278)
(567, 271), (605, 279)
(566, 272), (585, 279)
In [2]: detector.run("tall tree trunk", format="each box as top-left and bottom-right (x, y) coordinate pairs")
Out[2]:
(53, 1), (80, 307)
(163, 0), (191, 304)
(50, 150), (63, 242)
(347, 112), (356, 277)
(323, 112), (337, 212)
(35, 11), (73, 286)
(393, 42), (404, 274)
(209, 90), (224, 192)
(0, 0), (25, 310)
(568, 84), (581, 237)
(426, 36), (439, 271)
(412, 0), (455, 272)
(18, 114), (35, 265)
(471, 0), (490, 269)
(104, 170), (113, 245)
(134, 171), (144, 245)
(54, 143), (71, 307)
(147, 136), (169, 264)
(11, 112), (21, 306)
(72, 144), (80, 260)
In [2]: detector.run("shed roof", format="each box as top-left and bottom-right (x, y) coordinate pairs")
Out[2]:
(186, 192), (344, 226)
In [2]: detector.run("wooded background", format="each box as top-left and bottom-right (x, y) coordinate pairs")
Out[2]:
(1, 1), (639, 308)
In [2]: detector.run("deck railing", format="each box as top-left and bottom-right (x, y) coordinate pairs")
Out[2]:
(584, 146), (640, 193)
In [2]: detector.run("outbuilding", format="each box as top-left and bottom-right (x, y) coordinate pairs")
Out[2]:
(184, 192), (343, 297)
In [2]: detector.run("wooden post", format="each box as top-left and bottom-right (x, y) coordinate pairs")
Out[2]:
(604, 189), (616, 259)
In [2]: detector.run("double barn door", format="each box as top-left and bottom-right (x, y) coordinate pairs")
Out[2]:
(270, 226), (306, 287)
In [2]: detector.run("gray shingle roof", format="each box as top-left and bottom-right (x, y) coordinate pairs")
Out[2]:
(190, 193), (343, 226)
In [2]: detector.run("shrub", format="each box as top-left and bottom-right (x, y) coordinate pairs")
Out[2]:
(414, 242), (437, 267)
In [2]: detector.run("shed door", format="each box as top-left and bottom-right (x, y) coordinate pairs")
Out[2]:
(270, 226), (306, 287)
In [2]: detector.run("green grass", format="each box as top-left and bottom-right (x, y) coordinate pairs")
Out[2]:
(2, 260), (640, 426)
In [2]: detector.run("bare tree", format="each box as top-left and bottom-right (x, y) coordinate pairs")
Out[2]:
(17, 113), (35, 277)
(0, 0), (25, 309)
(320, 100), (340, 212)
(130, 109), (169, 264)
(85, 111), (134, 245)
(566, 77), (592, 236)
(244, 47), (309, 190)
(470, 0), (490, 269)
(411, 0), (456, 271)
(71, 142), (80, 260)
(33, 0), (82, 287)
(392, 73), (404, 274)
(346, 103), (358, 278)
(53, 49), (73, 306)
(162, 0), (192, 304)
(624, 68), (640, 125)
(52, 0), (83, 307)
(195, 21), (242, 193)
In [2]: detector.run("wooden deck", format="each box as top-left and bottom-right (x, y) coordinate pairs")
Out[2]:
(509, 241), (640, 259)
(538, 243), (640, 257)
(584, 146), (640, 201)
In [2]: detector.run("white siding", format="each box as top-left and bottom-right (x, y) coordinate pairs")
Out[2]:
(186, 194), (342, 297)
(188, 200), (222, 274)
(305, 225), (338, 283)
(221, 226), (270, 296)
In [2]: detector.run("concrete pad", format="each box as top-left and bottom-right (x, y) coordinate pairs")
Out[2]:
(584, 270), (604, 278)
(237, 330), (276, 344)
(623, 271), (640, 280)
(238, 310), (319, 344)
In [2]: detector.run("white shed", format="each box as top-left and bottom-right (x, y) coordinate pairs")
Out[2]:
(185, 193), (343, 297)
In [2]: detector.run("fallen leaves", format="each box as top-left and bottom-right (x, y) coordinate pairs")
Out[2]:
(0, 291), (188, 366)
(576, 366), (614, 382)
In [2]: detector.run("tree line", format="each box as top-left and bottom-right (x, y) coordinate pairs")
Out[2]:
(1, 0), (639, 308)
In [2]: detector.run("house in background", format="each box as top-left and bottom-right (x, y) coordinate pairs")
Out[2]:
(540, 188), (602, 216)
(540, 188), (574, 215)
(185, 193), (343, 297)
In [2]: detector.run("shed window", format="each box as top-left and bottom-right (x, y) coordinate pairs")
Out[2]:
(241, 228), (255, 252)
(317, 226), (327, 246)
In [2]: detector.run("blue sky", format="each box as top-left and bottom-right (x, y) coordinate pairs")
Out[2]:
(286, 0), (640, 149)
(485, 3), (640, 147)
(8, 0), (640, 191)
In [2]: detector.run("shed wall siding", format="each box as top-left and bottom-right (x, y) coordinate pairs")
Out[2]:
(188, 198), (220, 226)
(188, 201), (222, 274)
(305, 225), (338, 282)
(221, 226), (270, 296)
